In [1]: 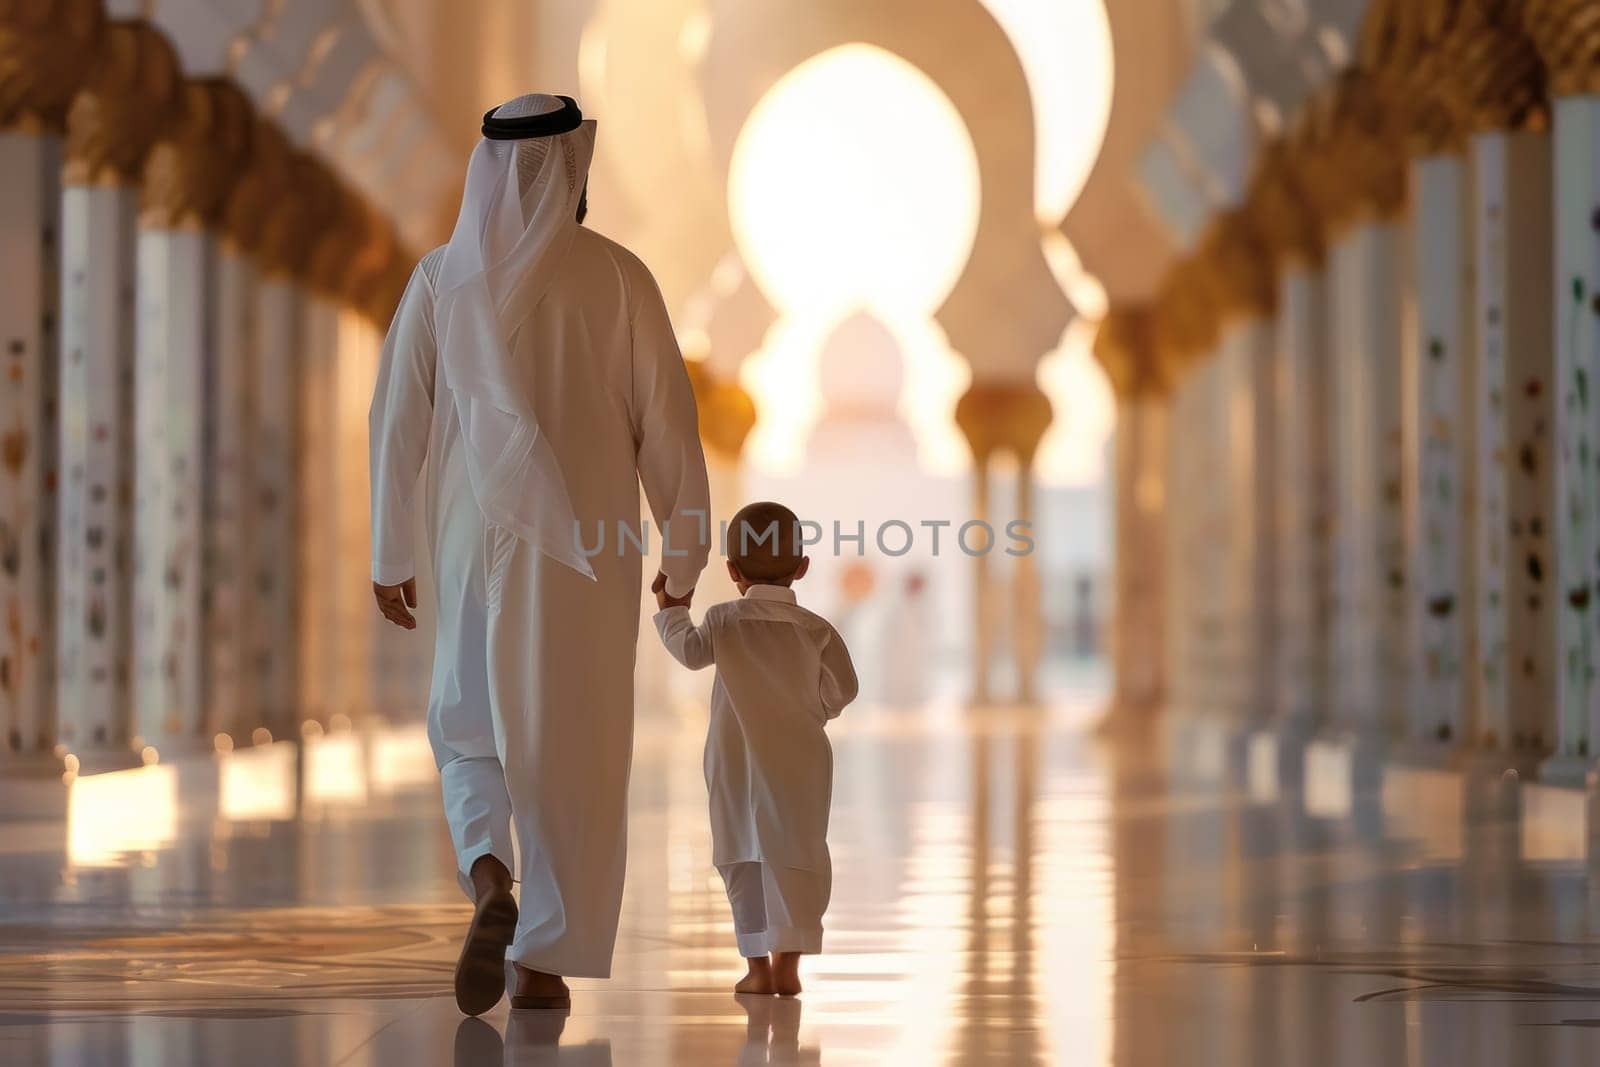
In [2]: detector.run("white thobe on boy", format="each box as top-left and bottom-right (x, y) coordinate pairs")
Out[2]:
(369, 110), (710, 978)
(653, 585), (858, 955)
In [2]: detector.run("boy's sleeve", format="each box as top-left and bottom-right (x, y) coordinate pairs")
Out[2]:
(819, 626), (858, 719)
(653, 606), (714, 670)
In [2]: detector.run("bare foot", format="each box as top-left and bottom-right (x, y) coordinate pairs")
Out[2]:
(734, 955), (775, 995)
(771, 952), (802, 997)
(511, 964), (571, 1010)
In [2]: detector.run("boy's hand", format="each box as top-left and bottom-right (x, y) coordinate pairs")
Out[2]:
(374, 578), (418, 630)
(652, 570), (693, 610)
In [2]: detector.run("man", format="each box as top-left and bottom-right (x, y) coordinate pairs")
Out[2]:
(368, 94), (710, 1013)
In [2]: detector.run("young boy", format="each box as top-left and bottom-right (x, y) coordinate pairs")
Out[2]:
(654, 501), (858, 996)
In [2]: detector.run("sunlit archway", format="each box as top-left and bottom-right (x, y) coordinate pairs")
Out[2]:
(728, 42), (980, 475)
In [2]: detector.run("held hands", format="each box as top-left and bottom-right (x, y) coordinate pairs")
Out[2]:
(374, 578), (418, 630)
(652, 570), (693, 611)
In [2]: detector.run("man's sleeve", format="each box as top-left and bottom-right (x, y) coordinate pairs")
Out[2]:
(368, 263), (437, 584)
(630, 267), (712, 599)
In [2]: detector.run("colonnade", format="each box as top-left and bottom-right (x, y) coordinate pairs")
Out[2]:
(1100, 0), (1600, 783)
(0, 9), (415, 768)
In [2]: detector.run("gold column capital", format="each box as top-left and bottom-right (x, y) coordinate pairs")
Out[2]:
(256, 153), (326, 282)
(1093, 307), (1169, 400)
(223, 118), (290, 256)
(141, 77), (255, 230)
(1245, 139), (1325, 270)
(1424, 0), (1548, 135)
(364, 256), (415, 329)
(954, 381), (1053, 467)
(1296, 73), (1409, 235)
(1198, 210), (1276, 322)
(1525, 0), (1600, 96)
(1150, 252), (1222, 376)
(1359, 0), (1470, 154)
(0, 0), (103, 132)
(685, 359), (757, 461)
(63, 20), (180, 186)
(342, 218), (403, 323)
(305, 178), (371, 300)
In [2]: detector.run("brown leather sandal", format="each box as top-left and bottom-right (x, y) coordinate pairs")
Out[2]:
(454, 888), (518, 1016)
(509, 991), (573, 1010)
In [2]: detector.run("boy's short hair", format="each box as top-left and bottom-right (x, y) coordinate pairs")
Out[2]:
(728, 501), (804, 582)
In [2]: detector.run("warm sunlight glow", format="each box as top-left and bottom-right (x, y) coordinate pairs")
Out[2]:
(1035, 316), (1115, 488)
(729, 44), (980, 474)
(219, 741), (298, 823)
(68, 765), (178, 868)
(977, 0), (1114, 222)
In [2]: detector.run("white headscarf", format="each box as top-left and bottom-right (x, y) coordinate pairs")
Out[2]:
(434, 94), (598, 579)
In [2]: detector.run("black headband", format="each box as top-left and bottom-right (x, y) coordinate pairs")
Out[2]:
(481, 96), (583, 140)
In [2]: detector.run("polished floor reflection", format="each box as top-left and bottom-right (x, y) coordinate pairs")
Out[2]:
(6, 696), (1600, 1064)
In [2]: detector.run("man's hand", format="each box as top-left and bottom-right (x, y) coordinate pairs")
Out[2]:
(374, 578), (418, 630)
(652, 570), (693, 611)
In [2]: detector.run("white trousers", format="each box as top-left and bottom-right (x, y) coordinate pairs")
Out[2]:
(438, 750), (517, 899)
(718, 861), (825, 957)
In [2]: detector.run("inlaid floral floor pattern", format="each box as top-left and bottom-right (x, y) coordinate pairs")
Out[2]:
(0, 904), (465, 1014)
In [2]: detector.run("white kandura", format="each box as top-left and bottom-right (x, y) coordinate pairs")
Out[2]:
(369, 93), (711, 977)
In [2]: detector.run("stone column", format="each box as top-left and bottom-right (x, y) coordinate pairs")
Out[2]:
(1093, 309), (1169, 727)
(0, 4), (101, 758)
(1201, 214), (1279, 726)
(954, 382), (1053, 705)
(1150, 257), (1220, 716)
(1162, 378), (1194, 713)
(207, 119), (290, 743)
(296, 290), (342, 726)
(1326, 219), (1409, 741)
(1468, 140), (1556, 764)
(1291, 73), (1413, 744)
(131, 77), (252, 754)
(1407, 152), (1475, 747)
(1525, 0), (1600, 777)
(1191, 356), (1231, 717)
(1275, 268), (1328, 731)
(1249, 143), (1331, 738)
(56, 22), (178, 765)
(247, 150), (318, 742)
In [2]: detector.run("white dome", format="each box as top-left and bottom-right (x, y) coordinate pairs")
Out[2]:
(816, 311), (904, 420)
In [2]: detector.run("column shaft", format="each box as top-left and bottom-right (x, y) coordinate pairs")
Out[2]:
(1193, 357), (1231, 715)
(336, 317), (375, 721)
(1328, 222), (1407, 738)
(208, 246), (257, 738)
(1550, 98), (1600, 772)
(971, 458), (993, 704)
(1013, 467), (1041, 704)
(251, 276), (301, 739)
(297, 296), (342, 723)
(132, 228), (212, 748)
(1473, 130), (1558, 763)
(1273, 266), (1329, 733)
(1110, 396), (1167, 713)
(57, 183), (138, 757)
(1407, 154), (1474, 745)
(1219, 320), (1274, 723)
(0, 131), (62, 756)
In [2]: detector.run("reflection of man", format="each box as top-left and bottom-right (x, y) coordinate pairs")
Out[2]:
(369, 94), (710, 1013)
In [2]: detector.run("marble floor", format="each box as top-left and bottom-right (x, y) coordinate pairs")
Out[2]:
(5, 692), (1600, 1065)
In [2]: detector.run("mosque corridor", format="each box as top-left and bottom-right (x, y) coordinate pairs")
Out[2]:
(3, 685), (1600, 1065)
